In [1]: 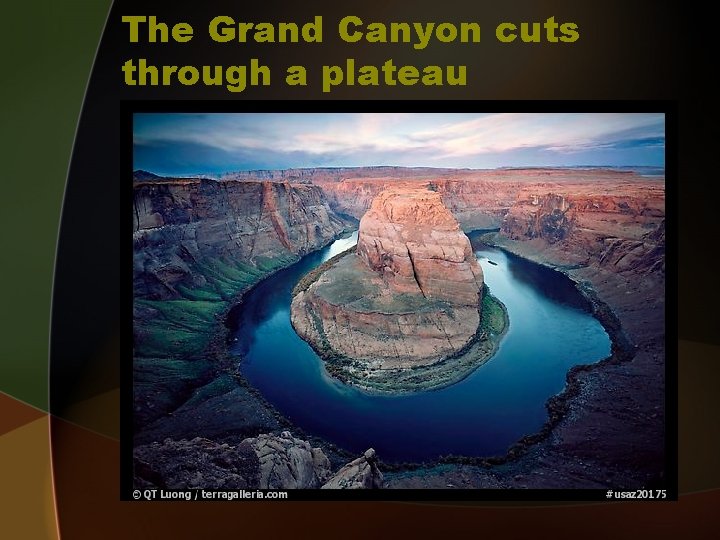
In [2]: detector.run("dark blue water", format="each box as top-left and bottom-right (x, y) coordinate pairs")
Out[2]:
(229, 232), (610, 462)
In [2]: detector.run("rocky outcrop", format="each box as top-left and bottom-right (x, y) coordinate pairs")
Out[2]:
(291, 188), (485, 372)
(356, 188), (484, 304)
(134, 433), (381, 490)
(134, 432), (332, 489)
(133, 437), (262, 489)
(292, 280), (483, 369)
(133, 178), (348, 300)
(321, 448), (384, 489)
(243, 431), (332, 489)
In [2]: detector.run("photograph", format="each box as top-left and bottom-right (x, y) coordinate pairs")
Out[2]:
(130, 110), (668, 496)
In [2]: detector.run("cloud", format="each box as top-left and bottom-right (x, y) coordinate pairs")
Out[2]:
(409, 113), (665, 157)
(133, 112), (665, 173)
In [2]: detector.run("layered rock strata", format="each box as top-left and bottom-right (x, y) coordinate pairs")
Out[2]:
(500, 183), (665, 275)
(134, 177), (348, 300)
(132, 176), (350, 431)
(356, 188), (484, 304)
(291, 188), (484, 370)
(313, 168), (661, 233)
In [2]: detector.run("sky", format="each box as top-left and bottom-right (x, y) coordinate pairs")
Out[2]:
(133, 112), (665, 176)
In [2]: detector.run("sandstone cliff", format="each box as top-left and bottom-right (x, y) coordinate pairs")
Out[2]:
(291, 188), (484, 371)
(318, 176), (517, 230)
(134, 178), (348, 300)
(499, 180), (665, 275)
(356, 188), (484, 305)
(313, 168), (658, 233)
(242, 431), (332, 489)
(313, 169), (665, 279)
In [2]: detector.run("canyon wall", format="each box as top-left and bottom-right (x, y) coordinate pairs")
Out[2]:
(317, 176), (514, 228)
(499, 180), (665, 275)
(217, 166), (462, 184)
(314, 169), (621, 230)
(312, 169), (665, 277)
(132, 176), (350, 431)
(133, 178), (349, 300)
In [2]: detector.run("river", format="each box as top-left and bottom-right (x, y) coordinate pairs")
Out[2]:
(229, 231), (610, 462)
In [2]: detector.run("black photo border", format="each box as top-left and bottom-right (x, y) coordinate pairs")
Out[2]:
(121, 100), (678, 502)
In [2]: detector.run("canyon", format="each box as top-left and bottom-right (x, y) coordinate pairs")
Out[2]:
(132, 166), (666, 490)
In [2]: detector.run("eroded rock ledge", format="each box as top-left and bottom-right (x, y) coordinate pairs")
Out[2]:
(291, 188), (506, 392)
(134, 431), (383, 490)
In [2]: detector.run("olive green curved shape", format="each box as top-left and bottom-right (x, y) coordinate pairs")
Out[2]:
(0, 1), (112, 410)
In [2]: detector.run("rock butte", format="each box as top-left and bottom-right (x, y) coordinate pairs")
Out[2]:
(357, 188), (484, 305)
(291, 187), (484, 369)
